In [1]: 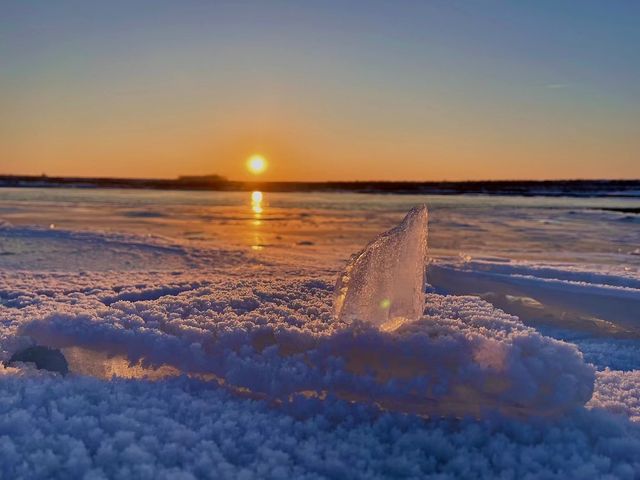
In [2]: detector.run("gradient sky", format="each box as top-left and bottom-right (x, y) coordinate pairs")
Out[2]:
(1, 1), (639, 181)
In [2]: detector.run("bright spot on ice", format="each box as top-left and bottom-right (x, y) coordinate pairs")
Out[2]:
(459, 252), (472, 263)
(251, 203), (263, 214)
(249, 191), (265, 249)
(251, 190), (264, 215)
(334, 205), (428, 329)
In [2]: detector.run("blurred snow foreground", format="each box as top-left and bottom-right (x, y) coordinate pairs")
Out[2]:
(334, 205), (428, 330)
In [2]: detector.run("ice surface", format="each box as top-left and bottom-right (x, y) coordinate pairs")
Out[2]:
(334, 205), (428, 329)
(429, 258), (640, 336)
(1, 191), (640, 478)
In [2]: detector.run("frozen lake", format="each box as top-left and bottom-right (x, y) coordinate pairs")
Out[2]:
(1, 187), (639, 264)
(1, 187), (640, 477)
(2, 187), (639, 341)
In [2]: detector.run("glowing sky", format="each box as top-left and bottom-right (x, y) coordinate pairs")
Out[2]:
(1, 1), (639, 181)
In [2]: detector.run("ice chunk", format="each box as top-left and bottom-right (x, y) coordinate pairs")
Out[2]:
(334, 205), (428, 328)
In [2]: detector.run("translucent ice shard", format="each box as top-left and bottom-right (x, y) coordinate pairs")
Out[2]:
(334, 205), (428, 329)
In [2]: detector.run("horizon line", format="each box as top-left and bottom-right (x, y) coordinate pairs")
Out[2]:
(2, 173), (639, 184)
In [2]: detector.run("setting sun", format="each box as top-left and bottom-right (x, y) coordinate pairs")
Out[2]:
(3, 3), (640, 478)
(246, 154), (268, 175)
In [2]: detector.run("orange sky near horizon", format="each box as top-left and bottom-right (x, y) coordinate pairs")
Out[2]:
(2, 2), (639, 182)
(4, 90), (638, 182)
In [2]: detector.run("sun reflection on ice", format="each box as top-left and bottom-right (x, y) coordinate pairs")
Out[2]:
(250, 191), (265, 250)
(251, 191), (263, 215)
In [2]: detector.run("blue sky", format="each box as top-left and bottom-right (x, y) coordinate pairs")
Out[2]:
(1, 1), (638, 180)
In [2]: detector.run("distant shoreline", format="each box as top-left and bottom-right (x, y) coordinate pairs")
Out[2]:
(1, 175), (639, 198)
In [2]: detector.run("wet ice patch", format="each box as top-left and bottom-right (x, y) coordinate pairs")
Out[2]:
(429, 258), (640, 336)
(0, 224), (248, 271)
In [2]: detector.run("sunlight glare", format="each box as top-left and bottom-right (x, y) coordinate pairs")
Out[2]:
(247, 154), (268, 175)
(251, 190), (263, 214)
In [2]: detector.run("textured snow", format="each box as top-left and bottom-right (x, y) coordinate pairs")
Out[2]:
(0, 372), (639, 480)
(589, 370), (640, 423)
(0, 214), (639, 478)
(1, 268), (593, 418)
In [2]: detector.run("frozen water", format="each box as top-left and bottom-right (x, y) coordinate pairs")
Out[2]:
(1, 189), (640, 478)
(334, 205), (428, 329)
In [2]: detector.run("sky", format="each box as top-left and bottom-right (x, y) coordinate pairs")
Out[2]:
(1, 0), (639, 181)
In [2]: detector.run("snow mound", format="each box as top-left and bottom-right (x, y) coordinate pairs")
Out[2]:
(1, 206), (596, 418)
(14, 272), (594, 418)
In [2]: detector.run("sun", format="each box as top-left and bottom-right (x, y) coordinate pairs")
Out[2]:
(246, 154), (268, 175)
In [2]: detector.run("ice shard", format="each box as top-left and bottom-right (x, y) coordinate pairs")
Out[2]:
(334, 205), (428, 329)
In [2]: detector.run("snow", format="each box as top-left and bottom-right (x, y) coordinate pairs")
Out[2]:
(1, 373), (639, 480)
(1, 190), (640, 478)
(4, 268), (592, 418)
(589, 370), (640, 423)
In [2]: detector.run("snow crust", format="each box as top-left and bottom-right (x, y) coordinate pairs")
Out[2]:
(0, 372), (639, 480)
(0, 219), (639, 478)
(2, 268), (593, 418)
